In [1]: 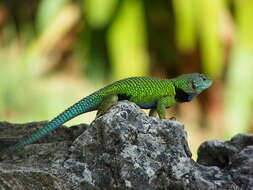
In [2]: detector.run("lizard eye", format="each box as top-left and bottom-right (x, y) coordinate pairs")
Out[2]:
(191, 81), (196, 89)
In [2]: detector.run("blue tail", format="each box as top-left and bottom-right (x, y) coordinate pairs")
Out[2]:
(0, 93), (103, 158)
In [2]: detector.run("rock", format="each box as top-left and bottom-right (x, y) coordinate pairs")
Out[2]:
(0, 101), (252, 190)
(197, 134), (253, 189)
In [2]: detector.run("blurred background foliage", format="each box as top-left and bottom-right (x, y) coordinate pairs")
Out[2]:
(0, 0), (253, 158)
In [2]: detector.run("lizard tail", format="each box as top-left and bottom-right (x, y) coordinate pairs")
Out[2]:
(0, 92), (103, 159)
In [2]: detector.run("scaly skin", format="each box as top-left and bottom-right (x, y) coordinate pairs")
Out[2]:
(0, 73), (212, 159)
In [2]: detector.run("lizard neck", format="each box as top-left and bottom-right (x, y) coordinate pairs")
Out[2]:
(170, 79), (197, 102)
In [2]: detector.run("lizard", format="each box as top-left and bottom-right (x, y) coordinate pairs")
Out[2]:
(0, 73), (212, 159)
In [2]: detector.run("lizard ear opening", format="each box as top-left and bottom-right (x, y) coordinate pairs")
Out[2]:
(175, 88), (197, 102)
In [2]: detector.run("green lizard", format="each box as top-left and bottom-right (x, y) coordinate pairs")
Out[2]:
(0, 73), (212, 159)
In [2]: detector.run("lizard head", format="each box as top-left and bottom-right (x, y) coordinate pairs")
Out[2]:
(173, 73), (212, 102)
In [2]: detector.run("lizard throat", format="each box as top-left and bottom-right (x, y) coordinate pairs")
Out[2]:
(175, 89), (197, 102)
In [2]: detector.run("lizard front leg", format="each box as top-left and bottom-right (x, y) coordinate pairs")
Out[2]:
(156, 96), (177, 119)
(96, 94), (118, 118)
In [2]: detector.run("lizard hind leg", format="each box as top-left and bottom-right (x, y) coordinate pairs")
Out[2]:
(149, 108), (157, 117)
(96, 94), (118, 118)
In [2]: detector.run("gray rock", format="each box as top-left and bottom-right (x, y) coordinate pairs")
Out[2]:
(0, 101), (252, 189)
(197, 133), (253, 190)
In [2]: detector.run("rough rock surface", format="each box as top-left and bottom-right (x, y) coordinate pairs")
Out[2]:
(0, 101), (252, 190)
